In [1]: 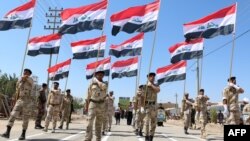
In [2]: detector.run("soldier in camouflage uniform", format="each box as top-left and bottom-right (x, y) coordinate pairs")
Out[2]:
(223, 77), (244, 125)
(102, 93), (109, 135)
(1, 69), (33, 140)
(85, 71), (107, 141)
(143, 73), (160, 141)
(43, 82), (62, 133)
(58, 89), (73, 130)
(243, 98), (250, 125)
(182, 93), (193, 135)
(195, 89), (209, 139)
(106, 91), (115, 131)
(35, 83), (47, 129)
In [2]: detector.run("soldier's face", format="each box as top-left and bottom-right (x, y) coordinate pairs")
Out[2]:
(54, 84), (59, 89)
(148, 75), (155, 82)
(23, 71), (31, 76)
(96, 73), (104, 80)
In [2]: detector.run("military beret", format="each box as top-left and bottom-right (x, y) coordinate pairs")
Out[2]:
(95, 70), (105, 75)
(54, 82), (59, 85)
(184, 93), (189, 95)
(24, 68), (32, 75)
(66, 89), (71, 92)
(229, 76), (236, 81)
(147, 72), (156, 77)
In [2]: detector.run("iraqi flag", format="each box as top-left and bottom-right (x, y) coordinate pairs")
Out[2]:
(183, 4), (236, 40)
(0, 0), (35, 31)
(48, 59), (71, 81)
(157, 61), (186, 85)
(58, 0), (107, 35)
(169, 38), (204, 64)
(110, 0), (160, 36)
(27, 33), (61, 56)
(109, 33), (144, 58)
(71, 36), (106, 59)
(86, 57), (111, 79)
(111, 57), (138, 79)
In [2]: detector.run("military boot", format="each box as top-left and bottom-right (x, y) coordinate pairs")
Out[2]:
(139, 129), (143, 136)
(134, 129), (139, 135)
(58, 125), (63, 129)
(1, 126), (11, 138)
(184, 127), (189, 134)
(145, 136), (150, 141)
(149, 135), (154, 141)
(43, 126), (48, 132)
(66, 123), (69, 130)
(18, 129), (26, 140)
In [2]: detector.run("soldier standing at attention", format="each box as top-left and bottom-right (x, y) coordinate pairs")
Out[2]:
(35, 83), (47, 129)
(196, 89), (209, 139)
(182, 93), (193, 135)
(85, 71), (107, 141)
(58, 89), (73, 130)
(1, 69), (33, 140)
(143, 73), (160, 141)
(223, 76), (244, 125)
(107, 91), (115, 131)
(43, 82), (62, 133)
(134, 85), (145, 136)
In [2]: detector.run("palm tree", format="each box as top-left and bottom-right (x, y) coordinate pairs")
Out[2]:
(0, 71), (18, 98)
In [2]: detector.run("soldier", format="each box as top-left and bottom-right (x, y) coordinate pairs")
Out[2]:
(223, 76), (244, 125)
(58, 89), (73, 130)
(106, 91), (115, 131)
(102, 93), (109, 135)
(1, 69), (33, 140)
(35, 83), (47, 129)
(143, 73), (160, 141)
(134, 85), (146, 136)
(242, 98), (250, 125)
(182, 93), (193, 135)
(196, 89), (209, 139)
(43, 82), (62, 133)
(85, 71), (107, 141)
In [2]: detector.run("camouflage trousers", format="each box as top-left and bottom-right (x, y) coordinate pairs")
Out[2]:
(227, 110), (241, 125)
(184, 110), (191, 128)
(102, 111), (108, 132)
(199, 110), (207, 138)
(7, 99), (30, 130)
(144, 105), (157, 136)
(35, 104), (45, 126)
(60, 106), (71, 128)
(135, 110), (146, 130)
(44, 105), (60, 129)
(107, 111), (113, 130)
(195, 111), (200, 128)
(85, 104), (104, 141)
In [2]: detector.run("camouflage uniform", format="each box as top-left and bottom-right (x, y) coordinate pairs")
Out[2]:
(106, 95), (114, 131)
(35, 89), (47, 127)
(44, 89), (62, 132)
(143, 83), (160, 140)
(102, 96), (109, 134)
(7, 77), (33, 130)
(182, 96), (193, 134)
(85, 79), (107, 141)
(59, 94), (73, 129)
(223, 85), (241, 125)
(134, 88), (146, 136)
(243, 103), (250, 125)
(196, 95), (209, 138)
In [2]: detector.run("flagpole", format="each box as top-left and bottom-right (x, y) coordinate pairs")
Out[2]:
(183, 77), (186, 94)
(199, 50), (204, 89)
(144, 0), (161, 105)
(196, 58), (200, 95)
(20, 1), (37, 76)
(229, 2), (237, 78)
(64, 62), (72, 93)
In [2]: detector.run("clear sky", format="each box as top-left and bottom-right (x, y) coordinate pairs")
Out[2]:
(0, 0), (250, 106)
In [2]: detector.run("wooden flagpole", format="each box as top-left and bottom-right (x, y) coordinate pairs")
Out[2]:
(64, 62), (72, 93)
(196, 58), (200, 95)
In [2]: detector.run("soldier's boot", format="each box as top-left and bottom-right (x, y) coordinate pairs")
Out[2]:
(149, 135), (154, 141)
(1, 126), (11, 138)
(108, 127), (111, 132)
(58, 125), (63, 129)
(134, 129), (139, 135)
(51, 128), (55, 133)
(66, 123), (69, 130)
(102, 131), (105, 135)
(184, 127), (189, 134)
(18, 129), (26, 140)
(139, 129), (143, 136)
(145, 136), (150, 141)
(43, 126), (48, 132)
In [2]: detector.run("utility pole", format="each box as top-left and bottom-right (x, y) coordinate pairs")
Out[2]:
(175, 93), (178, 114)
(44, 7), (63, 91)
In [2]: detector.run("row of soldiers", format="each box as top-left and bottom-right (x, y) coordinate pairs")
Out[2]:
(0, 69), (74, 140)
(181, 76), (250, 139)
(84, 71), (160, 141)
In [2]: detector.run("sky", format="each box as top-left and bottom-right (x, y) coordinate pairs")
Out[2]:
(0, 0), (250, 107)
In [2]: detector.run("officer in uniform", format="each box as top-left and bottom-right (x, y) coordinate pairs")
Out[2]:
(43, 82), (62, 133)
(134, 85), (146, 136)
(35, 83), (47, 129)
(1, 69), (33, 140)
(58, 89), (73, 130)
(143, 73), (160, 141)
(182, 93), (193, 134)
(85, 71), (107, 141)
(196, 89), (209, 139)
(223, 76), (244, 125)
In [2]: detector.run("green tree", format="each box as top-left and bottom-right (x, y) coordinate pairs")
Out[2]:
(0, 71), (18, 98)
(210, 108), (218, 123)
(73, 97), (84, 110)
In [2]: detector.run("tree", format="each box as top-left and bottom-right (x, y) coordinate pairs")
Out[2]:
(0, 71), (18, 98)
(73, 97), (84, 110)
(210, 108), (218, 123)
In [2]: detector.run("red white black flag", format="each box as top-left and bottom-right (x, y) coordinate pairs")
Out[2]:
(86, 57), (111, 79)
(48, 59), (71, 81)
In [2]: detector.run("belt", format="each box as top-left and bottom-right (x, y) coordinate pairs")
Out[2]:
(145, 101), (155, 105)
(90, 99), (104, 104)
(50, 104), (60, 106)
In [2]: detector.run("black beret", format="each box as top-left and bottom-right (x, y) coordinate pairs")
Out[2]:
(147, 72), (156, 77)
(24, 68), (32, 74)
(66, 89), (70, 92)
(95, 70), (105, 75)
(54, 82), (59, 85)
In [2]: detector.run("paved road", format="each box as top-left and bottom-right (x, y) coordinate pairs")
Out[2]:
(0, 118), (223, 141)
